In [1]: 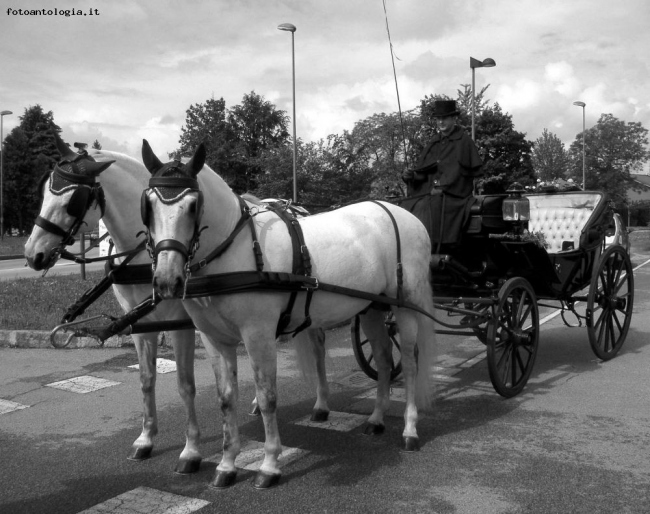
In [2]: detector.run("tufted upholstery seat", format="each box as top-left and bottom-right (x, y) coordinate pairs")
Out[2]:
(527, 193), (604, 253)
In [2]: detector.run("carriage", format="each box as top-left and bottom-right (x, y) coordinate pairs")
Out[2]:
(27, 139), (633, 488)
(351, 187), (634, 398)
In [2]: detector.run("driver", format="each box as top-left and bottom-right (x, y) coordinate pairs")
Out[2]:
(401, 100), (483, 254)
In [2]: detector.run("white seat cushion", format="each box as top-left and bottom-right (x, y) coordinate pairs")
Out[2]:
(527, 193), (603, 253)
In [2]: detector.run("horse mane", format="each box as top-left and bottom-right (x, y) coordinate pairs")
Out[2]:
(241, 192), (263, 205)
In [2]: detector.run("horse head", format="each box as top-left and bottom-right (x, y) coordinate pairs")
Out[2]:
(141, 139), (206, 299)
(25, 131), (114, 271)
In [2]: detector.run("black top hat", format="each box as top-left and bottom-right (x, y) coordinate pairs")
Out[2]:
(432, 100), (460, 117)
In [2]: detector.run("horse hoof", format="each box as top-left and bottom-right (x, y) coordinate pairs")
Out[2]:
(401, 436), (420, 452)
(362, 422), (385, 436)
(210, 470), (237, 489)
(252, 471), (281, 489)
(250, 405), (262, 416)
(127, 446), (152, 461)
(174, 457), (202, 475)
(310, 409), (329, 422)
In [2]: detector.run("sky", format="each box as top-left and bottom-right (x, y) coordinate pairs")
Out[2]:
(2, 0), (650, 172)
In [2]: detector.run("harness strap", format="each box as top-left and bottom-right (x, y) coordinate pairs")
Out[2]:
(189, 196), (252, 272)
(34, 215), (76, 245)
(264, 203), (314, 337)
(370, 201), (404, 303)
(61, 241), (148, 323)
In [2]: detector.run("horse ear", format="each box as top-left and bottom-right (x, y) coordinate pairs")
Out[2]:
(141, 139), (164, 174)
(186, 143), (206, 177)
(53, 131), (77, 162)
(86, 159), (115, 175)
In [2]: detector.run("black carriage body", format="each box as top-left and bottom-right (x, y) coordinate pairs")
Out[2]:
(432, 191), (613, 301)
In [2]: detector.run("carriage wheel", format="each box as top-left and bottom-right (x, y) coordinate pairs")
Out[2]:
(350, 313), (402, 381)
(486, 277), (539, 398)
(586, 245), (634, 360)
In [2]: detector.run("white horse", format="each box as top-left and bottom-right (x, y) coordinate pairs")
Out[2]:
(141, 140), (437, 489)
(24, 135), (204, 473)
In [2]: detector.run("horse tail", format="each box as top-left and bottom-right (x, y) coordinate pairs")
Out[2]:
(414, 280), (437, 410)
(292, 328), (327, 388)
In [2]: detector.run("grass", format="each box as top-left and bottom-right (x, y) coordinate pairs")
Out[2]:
(0, 236), (28, 256)
(0, 270), (123, 331)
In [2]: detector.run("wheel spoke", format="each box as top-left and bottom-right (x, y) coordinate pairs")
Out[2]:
(612, 309), (623, 334)
(594, 306), (607, 332)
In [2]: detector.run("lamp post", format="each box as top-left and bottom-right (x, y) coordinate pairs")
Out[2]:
(573, 101), (586, 190)
(277, 22), (298, 203)
(470, 57), (496, 141)
(1, 110), (13, 240)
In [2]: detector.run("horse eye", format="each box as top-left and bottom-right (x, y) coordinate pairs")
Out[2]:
(189, 200), (197, 214)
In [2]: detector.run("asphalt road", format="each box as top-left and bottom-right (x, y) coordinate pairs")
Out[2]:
(1, 256), (649, 513)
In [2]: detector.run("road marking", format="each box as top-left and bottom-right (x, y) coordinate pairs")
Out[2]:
(207, 440), (307, 470)
(46, 375), (121, 394)
(293, 411), (368, 431)
(128, 358), (177, 374)
(77, 486), (209, 513)
(0, 398), (29, 415)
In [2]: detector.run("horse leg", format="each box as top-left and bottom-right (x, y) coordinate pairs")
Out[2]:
(128, 333), (159, 461)
(202, 335), (241, 489)
(393, 308), (423, 451)
(358, 310), (393, 436)
(244, 333), (282, 489)
(170, 328), (202, 474)
(294, 328), (330, 421)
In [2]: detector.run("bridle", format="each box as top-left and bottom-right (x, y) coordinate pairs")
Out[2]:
(34, 151), (107, 257)
(140, 163), (205, 274)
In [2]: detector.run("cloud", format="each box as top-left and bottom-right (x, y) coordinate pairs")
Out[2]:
(545, 62), (580, 97)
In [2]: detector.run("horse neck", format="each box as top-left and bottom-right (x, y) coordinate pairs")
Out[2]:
(92, 151), (148, 254)
(197, 167), (242, 247)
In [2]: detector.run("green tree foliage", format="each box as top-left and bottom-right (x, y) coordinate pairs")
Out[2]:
(174, 92), (289, 194)
(253, 136), (373, 211)
(174, 97), (231, 175)
(474, 103), (535, 193)
(343, 110), (423, 198)
(92, 140), (102, 150)
(227, 91), (290, 193)
(531, 129), (570, 182)
(568, 113), (650, 208)
(2, 105), (61, 235)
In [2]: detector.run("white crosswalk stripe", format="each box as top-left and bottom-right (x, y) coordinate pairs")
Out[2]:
(46, 375), (121, 394)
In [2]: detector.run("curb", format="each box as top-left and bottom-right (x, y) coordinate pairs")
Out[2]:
(0, 329), (206, 349)
(0, 254), (23, 261)
(0, 329), (136, 349)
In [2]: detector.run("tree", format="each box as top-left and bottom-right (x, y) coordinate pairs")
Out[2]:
(92, 140), (102, 150)
(174, 97), (231, 174)
(531, 129), (570, 182)
(173, 92), (289, 194)
(227, 91), (290, 193)
(474, 103), (535, 193)
(568, 113), (650, 208)
(252, 136), (372, 211)
(2, 105), (62, 235)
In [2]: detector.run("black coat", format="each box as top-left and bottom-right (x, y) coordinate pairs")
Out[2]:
(402, 126), (482, 247)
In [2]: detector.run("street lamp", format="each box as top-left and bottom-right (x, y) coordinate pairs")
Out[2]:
(277, 22), (298, 203)
(470, 57), (496, 141)
(573, 101), (586, 190)
(1, 110), (13, 240)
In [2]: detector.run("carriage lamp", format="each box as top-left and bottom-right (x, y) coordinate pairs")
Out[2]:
(502, 183), (530, 231)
